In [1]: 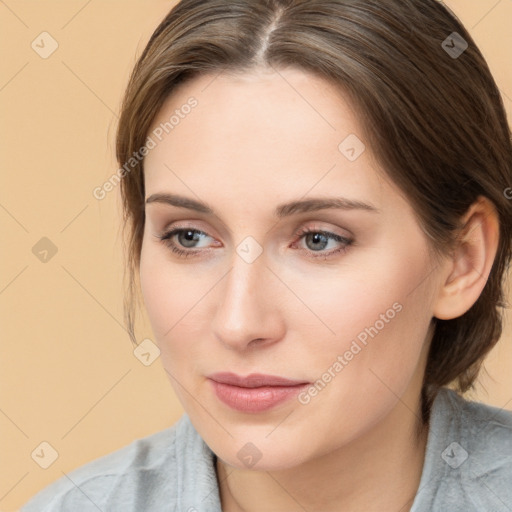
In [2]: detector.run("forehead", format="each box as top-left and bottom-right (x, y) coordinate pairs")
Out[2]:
(143, 68), (397, 212)
(147, 67), (362, 152)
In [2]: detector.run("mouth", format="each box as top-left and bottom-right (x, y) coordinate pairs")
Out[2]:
(207, 372), (310, 413)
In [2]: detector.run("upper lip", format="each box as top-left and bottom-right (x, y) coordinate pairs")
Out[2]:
(208, 372), (309, 388)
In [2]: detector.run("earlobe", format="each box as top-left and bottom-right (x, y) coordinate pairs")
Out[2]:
(433, 196), (500, 321)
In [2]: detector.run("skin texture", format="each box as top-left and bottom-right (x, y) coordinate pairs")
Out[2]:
(139, 67), (499, 512)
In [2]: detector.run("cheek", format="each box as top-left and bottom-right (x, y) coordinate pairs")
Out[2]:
(139, 243), (192, 340)
(139, 249), (170, 338)
(281, 247), (435, 380)
(278, 257), (434, 441)
(139, 242), (220, 353)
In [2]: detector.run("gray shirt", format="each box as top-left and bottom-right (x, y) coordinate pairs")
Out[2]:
(21, 388), (512, 511)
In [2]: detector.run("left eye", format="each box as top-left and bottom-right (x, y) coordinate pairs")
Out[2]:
(156, 227), (353, 259)
(292, 228), (353, 258)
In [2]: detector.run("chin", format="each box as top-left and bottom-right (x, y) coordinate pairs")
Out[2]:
(218, 444), (312, 472)
(207, 427), (318, 473)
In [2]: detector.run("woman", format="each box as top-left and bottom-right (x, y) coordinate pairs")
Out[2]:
(23, 0), (512, 510)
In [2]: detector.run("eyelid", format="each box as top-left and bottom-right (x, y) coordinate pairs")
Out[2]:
(160, 221), (347, 239)
(160, 220), (351, 241)
(159, 226), (220, 248)
(156, 221), (354, 261)
(292, 221), (353, 239)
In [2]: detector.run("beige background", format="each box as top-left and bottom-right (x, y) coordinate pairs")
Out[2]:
(0, 1), (511, 510)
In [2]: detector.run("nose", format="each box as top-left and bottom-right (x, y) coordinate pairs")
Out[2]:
(211, 253), (286, 351)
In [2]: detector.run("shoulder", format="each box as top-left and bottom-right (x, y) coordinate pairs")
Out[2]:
(441, 387), (512, 467)
(21, 414), (219, 512)
(412, 388), (512, 512)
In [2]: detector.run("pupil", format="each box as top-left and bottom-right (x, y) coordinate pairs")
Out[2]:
(181, 230), (199, 247)
(308, 233), (327, 251)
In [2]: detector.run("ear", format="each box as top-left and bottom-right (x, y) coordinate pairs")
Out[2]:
(433, 196), (500, 320)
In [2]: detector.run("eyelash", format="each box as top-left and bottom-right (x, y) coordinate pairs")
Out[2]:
(155, 226), (353, 260)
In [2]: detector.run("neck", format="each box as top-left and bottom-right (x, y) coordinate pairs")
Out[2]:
(216, 391), (430, 512)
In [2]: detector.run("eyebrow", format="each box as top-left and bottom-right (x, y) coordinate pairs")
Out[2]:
(145, 193), (379, 218)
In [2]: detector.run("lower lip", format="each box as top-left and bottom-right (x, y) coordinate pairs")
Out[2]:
(209, 380), (309, 413)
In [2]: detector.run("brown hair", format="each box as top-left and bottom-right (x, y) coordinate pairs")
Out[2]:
(116, 0), (512, 422)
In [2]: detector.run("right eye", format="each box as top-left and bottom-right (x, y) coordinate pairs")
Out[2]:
(155, 227), (219, 258)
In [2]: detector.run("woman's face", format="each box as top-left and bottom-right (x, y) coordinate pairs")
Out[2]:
(140, 68), (443, 470)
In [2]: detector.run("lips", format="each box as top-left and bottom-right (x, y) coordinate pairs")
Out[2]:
(207, 372), (309, 388)
(207, 372), (310, 413)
